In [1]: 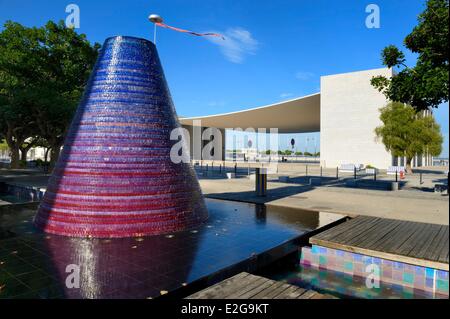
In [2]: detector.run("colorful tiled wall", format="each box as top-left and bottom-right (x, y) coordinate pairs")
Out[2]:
(300, 245), (449, 297)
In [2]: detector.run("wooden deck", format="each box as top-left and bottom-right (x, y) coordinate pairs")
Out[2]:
(187, 272), (335, 299)
(310, 216), (449, 271)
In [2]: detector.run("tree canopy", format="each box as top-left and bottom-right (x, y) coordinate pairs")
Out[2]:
(0, 20), (100, 168)
(375, 102), (443, 171)
(371, 0), (449, 112)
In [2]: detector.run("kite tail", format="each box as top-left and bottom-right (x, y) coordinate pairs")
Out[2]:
(155, 22), (225, 40)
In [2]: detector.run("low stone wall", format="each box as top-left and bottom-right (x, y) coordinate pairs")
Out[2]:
(300, 245), (449, 297)
(0, 182), (45, 202)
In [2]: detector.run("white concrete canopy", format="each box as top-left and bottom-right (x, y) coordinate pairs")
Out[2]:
(179, 93), (320, 133)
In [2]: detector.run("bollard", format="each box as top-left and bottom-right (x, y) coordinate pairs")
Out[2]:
(234, 163), (237, 174)
(395, 171), (398, 182)
(306, 165), (308, 177)
(354, 166), (357, 180)
(336, 166), (339, 179)
(219, 164), (222, 173)
(255, 167), (267, 197)
(248, 164), (250, 176)
(420, 172), (423, 185)
(320, 166), (323, 177)
(374, 170), (377, 181)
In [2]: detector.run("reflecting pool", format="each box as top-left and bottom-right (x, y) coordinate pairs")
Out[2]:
(0, 199), (344, 299)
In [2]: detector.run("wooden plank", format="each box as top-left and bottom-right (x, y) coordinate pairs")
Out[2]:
(345, 218), (398, 247)
(187, 272), (334, 299)
(240, 279), (278, 299)
(436, 228), (449, 263)
(422, 225), (447, 261)
(327, 218), (383, 244)
(186, 272), (250, 299)
(370, 220), (416, 251)
(404, 223), (438, 257)
(251, 281), (287, 299)
(260, 283), (294, 299)
(391, 222), (428, 255)
(273, 286), (306, 299)
(398, 223), (434, 256)
(311, 217), (381, 247)
(411, 224), (443, 260)
(379, 220), (425, 253)
(226, 276), (269, 299)
(312, 216), (371, 242)
(361, 219), (404, 250)
(313, 216), (370, 240)
(297, 290), (318, 299)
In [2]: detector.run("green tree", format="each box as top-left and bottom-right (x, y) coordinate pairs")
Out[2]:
(284, 150), (292, 155)
(371, 0), (449, 112)
(0, 20), (100, 169)
(375, 102), (443, 172)
(295, 151), (303, 156)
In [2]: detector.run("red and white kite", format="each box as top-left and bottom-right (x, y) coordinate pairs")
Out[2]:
(149, 14), (225, 42)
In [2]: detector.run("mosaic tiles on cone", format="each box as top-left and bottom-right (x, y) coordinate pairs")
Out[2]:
(34, 36), (208, 238)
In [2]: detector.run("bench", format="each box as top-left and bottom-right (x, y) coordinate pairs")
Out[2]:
(387, 166), (406, 175)
(339, 163), (363, 173)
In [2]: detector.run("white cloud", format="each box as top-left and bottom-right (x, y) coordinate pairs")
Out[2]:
(295, 71), (315, 81)
(207, 27), (258, 63)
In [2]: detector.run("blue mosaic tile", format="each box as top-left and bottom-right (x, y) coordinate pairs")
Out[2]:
(344, 261), (353, 271)
(382, 259), (393, 266)
(436, 279), (448, 292)
(414, 266), (425, 276)
(437, 270), (448, 280)
(393, 262), (404, 270)
(311, 245), (320, 254)
(403, 272), (414, 284)
(336, 250), (345, 257)
(425, 268), (435, 278)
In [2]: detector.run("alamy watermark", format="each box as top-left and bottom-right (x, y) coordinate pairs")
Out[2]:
(365, 4), (381, 29)
(65, 264), (80, 288)
(169, 120), (280, 171)
(365, 263), (380, 289)
(65, 4), (80, 29)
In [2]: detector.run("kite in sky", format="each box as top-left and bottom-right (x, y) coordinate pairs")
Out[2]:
(149, 14), (225, 42)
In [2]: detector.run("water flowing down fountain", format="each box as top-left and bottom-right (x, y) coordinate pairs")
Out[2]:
(34, 36), (208, 238)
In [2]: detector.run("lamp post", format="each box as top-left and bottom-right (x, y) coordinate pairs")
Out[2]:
(148, 14), (163, 44)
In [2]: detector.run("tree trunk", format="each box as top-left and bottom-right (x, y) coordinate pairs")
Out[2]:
(20, 142), (35, 163)
(49, 144), (61, 171)
(406, 157), (413, 174)
(20, 148), (28, 162)
(10, 147), (20, 169)
(44, 148), (50, 163)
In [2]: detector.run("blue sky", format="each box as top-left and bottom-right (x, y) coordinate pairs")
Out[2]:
(1, 0), (448, 156)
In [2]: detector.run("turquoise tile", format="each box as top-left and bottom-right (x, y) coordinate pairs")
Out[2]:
(425, 267), (435, 278)
(344, 261), (353, 271)
(403, 272), (414, 284)
(436, 279), (448, 291)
